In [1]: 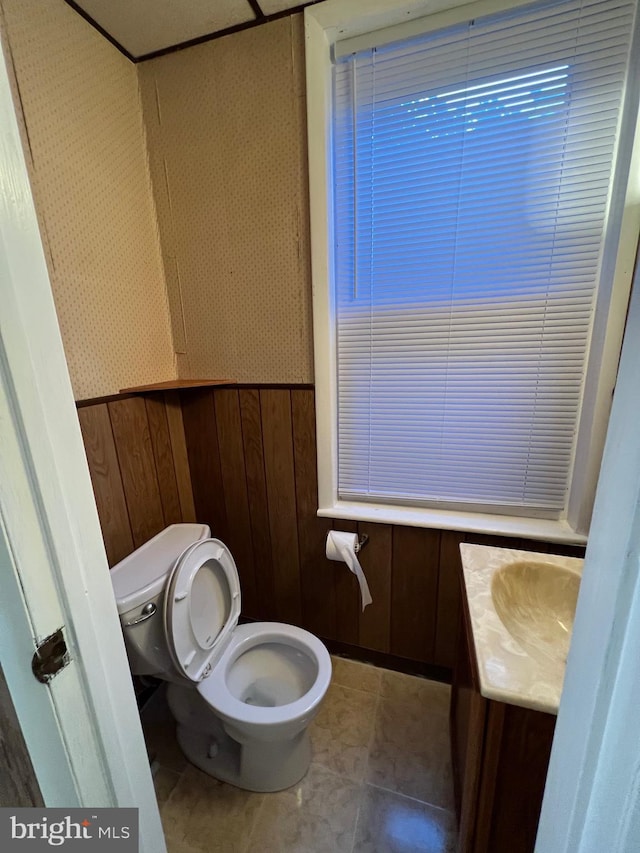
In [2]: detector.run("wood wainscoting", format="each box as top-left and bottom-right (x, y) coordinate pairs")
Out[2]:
(77, 385), (585, 673)
(77, 391), (196, 566)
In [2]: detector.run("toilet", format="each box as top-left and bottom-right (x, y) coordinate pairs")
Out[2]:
(110, 523), (331, 792)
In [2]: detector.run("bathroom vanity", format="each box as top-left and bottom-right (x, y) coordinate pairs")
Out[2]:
(450, 545), (583, 853)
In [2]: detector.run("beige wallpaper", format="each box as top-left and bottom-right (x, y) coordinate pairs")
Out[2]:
(1, 0), (176, 400)
(2, 3), (313, 394)
(139, 15), (314, 383)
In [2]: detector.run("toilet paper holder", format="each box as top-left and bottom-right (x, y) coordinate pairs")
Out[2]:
(326, 529), (373, 611)
(356, 533), (369, 553)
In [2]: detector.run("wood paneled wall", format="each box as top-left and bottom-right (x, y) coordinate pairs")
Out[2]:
(77, 385), (585, 672)
(0, 663), (44, 807)
(77, 391), (196, 566)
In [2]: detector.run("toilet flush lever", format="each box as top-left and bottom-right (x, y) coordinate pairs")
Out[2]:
(124, 602), (156, 626)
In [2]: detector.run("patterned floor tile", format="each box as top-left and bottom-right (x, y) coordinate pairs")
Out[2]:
(246, 763), (362, 853)
(367, 677), (454, 809)
(331, 656), (382, 694)
(310, 682), (378, 782)
(353, 785), (457, 853)
(160, 764), (263, 853)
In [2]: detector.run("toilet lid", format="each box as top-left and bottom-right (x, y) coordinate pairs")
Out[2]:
(163, 538), (241, 682)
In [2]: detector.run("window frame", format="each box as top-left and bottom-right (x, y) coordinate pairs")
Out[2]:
(305, 0), (640, 544)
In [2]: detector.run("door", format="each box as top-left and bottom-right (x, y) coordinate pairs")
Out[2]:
(0, 33), (166, 853)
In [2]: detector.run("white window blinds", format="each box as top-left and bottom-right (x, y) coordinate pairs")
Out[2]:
(332, 0), (635, 516)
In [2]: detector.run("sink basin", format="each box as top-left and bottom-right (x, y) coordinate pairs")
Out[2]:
(491, 561), (580, 667)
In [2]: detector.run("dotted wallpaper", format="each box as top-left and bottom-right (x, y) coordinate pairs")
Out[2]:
(1, 0), (177, 400)
(139, 15), (314, 384)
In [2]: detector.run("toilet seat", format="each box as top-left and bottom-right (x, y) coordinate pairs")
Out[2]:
(162, 537), (331, 730)
(197, 622), (331, 727)
(164, 538), (241, 682)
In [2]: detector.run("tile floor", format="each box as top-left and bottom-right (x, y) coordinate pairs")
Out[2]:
(144, 657), (458, 853)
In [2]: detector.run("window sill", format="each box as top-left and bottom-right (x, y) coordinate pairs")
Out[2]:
(318, 501), (587, 545)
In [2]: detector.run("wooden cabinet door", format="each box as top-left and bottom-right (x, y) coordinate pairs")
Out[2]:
(451, 601), (486, 853)
(481, 703), (556, 853)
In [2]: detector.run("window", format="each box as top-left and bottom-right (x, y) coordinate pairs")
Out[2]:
(306, 0), (640, 541)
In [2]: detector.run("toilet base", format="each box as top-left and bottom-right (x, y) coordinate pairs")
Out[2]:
(176, 722), (312, 793)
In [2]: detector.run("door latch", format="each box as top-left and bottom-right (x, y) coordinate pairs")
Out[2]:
(32, 627), (70, 684)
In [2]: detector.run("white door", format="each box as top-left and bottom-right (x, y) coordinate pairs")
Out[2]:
(0, 37), (166, 853)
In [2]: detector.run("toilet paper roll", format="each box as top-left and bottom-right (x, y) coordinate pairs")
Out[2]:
(326, 530), (373, 612)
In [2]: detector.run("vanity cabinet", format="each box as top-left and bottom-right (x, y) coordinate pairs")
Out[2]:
(450, 588), (556, 853)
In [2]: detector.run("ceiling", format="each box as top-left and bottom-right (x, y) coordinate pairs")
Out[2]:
(67, 0), (317, 61)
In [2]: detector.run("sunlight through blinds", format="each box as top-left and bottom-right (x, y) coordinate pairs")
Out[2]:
(332, 0), (636, 515)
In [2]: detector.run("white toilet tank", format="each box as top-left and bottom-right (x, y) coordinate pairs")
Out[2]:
(110, 523), (210, 678)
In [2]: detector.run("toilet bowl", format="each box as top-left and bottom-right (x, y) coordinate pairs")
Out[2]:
(111, 524), (331, 792)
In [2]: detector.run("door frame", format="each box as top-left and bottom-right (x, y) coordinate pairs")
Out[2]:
(0, 34), (166, 853)
(535, 242), (640, 851)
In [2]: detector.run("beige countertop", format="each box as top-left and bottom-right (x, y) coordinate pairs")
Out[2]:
(459, 543), (584, 715)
